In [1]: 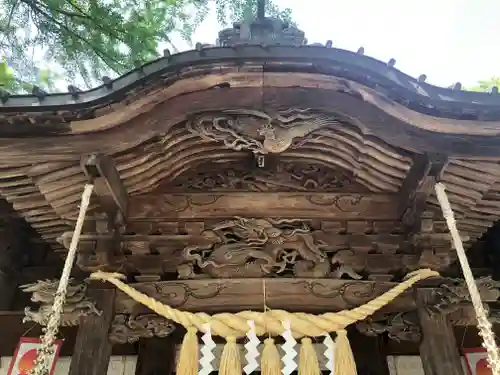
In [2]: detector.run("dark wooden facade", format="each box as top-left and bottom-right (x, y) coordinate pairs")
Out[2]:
(1, 12), (500, 375)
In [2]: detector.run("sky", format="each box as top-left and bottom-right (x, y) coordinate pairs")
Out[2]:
(171, 0), (499, 89)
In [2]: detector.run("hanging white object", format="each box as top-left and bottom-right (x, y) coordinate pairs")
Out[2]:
(323, 333), (335, 375)
(244, 320), (260, 374)
(30, 184), (94, 375)
(199, 323), (215, 375)
(281, 320), (297, 375)
(435, 182), (500, 375)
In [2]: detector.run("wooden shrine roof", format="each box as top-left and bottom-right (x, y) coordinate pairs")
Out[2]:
(0, 19), (499, 280)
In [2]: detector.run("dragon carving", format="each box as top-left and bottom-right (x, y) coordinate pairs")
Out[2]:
(20, 279), (101, 326)
(180, 217), (331, 278)
(186, 109), (337, 154)
(428, 276), (500, 316)
(109, 314), (175, 344)
(356, 312), (421, 342)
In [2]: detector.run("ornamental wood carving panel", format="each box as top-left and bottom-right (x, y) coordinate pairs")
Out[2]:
(164, 160), (369, 192)
(112, 277), (500, 324)
(114, 278), (414, 314)
(59, 216), (456, 278)
(127, 193), (399, 220)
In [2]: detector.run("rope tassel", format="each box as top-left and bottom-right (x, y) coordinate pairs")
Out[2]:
(90, 269), (439, 375)
(298, 338), (320, 375)
(177, 327), (199, 375)
(261, 339), (281, 375)
(219, 337), (241, 375)
(334, 330), (357, 375)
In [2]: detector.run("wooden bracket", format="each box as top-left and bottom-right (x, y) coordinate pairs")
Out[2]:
(398, 153), (448, 231)
(81, 153), (128, 225)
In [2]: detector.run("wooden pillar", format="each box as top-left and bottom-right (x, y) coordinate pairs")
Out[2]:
(135, 337), (176, 375)
(416, 289), (464, 375)
(351, 328), (391, 375)
(69, 287), (115, 375)
(0, 217), (22, 310)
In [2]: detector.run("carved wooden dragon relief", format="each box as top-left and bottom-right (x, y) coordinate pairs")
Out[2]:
(185, 108), (337, 154)
(176, 216), (452, 280)
(179, 217), (332, 279)
(178, 217), (417, 280)
(20, 279), (101, 326)
(109, 313), (175, 344)
(356, 312), (421, 342)
(427, 276), (500, 316)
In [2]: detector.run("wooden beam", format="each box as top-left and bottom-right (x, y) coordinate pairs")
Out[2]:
(121, 192), (400, 220)
(135, 337), (176, 375)
(399, 153), (448, 229)
(69, 287), (116, 375)
(81, 153), (128, 223)
(416, 289), (465, 375)
(114, 277), (497, 316)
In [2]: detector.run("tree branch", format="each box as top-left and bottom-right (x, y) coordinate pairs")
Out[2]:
(20, 0), (126, 73)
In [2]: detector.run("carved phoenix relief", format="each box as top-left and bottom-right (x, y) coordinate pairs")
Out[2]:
(186, 108), (337, 154)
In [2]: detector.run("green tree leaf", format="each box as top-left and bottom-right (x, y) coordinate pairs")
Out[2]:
(0, 0), (293, 93)
(467, 77), (500, 92)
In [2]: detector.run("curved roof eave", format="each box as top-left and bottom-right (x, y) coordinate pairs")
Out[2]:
(0, 45), (498, 115)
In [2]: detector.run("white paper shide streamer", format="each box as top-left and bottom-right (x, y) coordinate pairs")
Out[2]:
(199, 323), (215, 375)
(323, 333), (335, 375)
(281, 320), (297, 375)
(244, 320), (260, 374)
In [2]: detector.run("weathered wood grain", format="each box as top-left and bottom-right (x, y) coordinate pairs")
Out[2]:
(124, 193), (400, 220)
(69, 288), (115, 375)
(399, 153), (448, 229)
(416, 289), (465, 375)
(81, 153), (129, 222)
(112, 278), (467, 315)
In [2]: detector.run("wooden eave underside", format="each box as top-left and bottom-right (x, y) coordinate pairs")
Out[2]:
(0, 70), (500, 250)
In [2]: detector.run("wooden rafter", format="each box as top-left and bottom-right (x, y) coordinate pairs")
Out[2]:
(398, 153), (448, 230)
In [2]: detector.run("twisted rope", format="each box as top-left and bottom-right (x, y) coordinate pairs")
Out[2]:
(435, 183), (500, 375)
(31, 184), (94, 375)
(90, 268), (438, 338)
